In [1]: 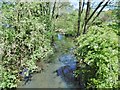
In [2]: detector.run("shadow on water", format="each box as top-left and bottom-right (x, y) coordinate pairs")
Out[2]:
(54, 34), (83, 88)
(54, 54), (80, 88)
(16, 33), (85, 89)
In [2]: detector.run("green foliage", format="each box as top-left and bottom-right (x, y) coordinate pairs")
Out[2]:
(55, 11), (78, 36)
(74, 25), (118, 88)
(107, 22), (120, 36)
(0, 2), (53, 88)
(116, 0), (120, 25)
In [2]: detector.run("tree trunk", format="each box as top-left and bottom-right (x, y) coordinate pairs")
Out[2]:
(77, 0), (82, 36)
(87, 0), (110, 29)
(51, 1), (56, 46)
(83, 0), (91, 34)
(92, 0), (110, 23)
(85, 0), (105, 24)
(51, 0), (56, 19)
(81, 0), (85, 13)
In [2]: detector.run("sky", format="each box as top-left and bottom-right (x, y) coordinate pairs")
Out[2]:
(0, 0), (116, 11)
(70, 0), (105, 9)
(69, 0), (116, 11)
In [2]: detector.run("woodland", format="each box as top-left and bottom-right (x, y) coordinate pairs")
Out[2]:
(0, 0), (120, 89)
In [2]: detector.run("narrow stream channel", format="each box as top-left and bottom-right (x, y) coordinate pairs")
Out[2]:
(18, 34), (81, 88)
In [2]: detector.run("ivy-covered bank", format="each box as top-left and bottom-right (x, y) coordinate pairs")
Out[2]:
(74, 24), (119, 88)
(0, 2), (53, 88)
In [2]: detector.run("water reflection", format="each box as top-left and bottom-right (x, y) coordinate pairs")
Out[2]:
(55, 54), (80, 88)
(58, 34), (63, 40)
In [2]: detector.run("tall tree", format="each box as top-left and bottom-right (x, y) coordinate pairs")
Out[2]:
(77, 0), (111, 35)
(92, 0), (110, 23)
(81, 0), (85, 13)
(51, 0), (56, 19)
(87, 0), (110, 29)
(84, 0), (105, 25)
(83, 0), (91, 34)
(77, 0), (82, 36)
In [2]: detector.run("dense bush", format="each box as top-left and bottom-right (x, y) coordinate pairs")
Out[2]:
(74, 25), (118, 88)
(0, 2), (53, 88)
(55, 12), (78, 36)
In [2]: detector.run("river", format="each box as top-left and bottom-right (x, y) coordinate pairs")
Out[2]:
(18, 34), (81, 89)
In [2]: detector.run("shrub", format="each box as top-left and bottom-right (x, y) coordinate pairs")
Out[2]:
(74, 25), (118, 88)
(0, 2), (53, 88)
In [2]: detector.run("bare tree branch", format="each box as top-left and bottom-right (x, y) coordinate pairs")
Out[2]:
(85, 0), (105, 25)
(92, 0), (110, 23)
(77, 0), (82, 36)
(83, 0), (91, 34)
(51, 0), (56, 19)
(87, 0), (110, 30)
(81, 0), (85, 13)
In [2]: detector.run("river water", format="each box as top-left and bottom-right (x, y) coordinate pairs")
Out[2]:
(18, 34), (81, 89)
